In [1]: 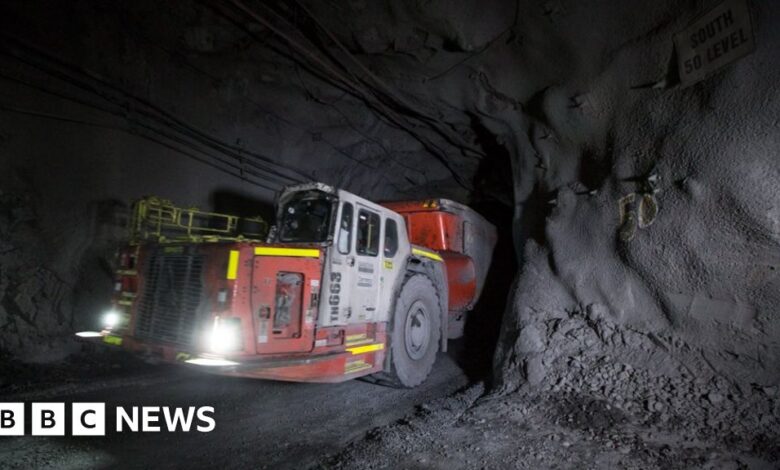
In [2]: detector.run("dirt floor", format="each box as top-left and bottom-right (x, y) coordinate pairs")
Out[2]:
(2, 294), (777, 470)
(3, 342), (778, 469)
(320, 360), (780, 470)
(1, 239), (777, 470)
(0, 348), (467, 470)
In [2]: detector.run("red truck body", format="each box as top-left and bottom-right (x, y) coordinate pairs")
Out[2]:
(87, 196), (496, 384)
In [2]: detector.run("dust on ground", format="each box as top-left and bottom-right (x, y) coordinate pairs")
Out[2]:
(318, 356), (780, 469)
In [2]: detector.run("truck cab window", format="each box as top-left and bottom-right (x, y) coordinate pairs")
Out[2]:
(384, 218), (398, 257)
(277, 190), (334, 243)
(356, 209), (380, 256)
(338, 202), (353, 254)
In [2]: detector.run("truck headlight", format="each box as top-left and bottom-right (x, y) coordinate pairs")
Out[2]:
(103, 310), (121, 329)
(208, 317), (242, 353)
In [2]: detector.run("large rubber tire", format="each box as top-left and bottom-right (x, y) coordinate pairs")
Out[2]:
(381, 274), (441, 388)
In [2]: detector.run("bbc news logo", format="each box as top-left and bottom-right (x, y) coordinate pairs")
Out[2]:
(1, 403), (215, 436)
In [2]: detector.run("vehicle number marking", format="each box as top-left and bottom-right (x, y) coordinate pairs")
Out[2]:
(328, 272), (341, 323)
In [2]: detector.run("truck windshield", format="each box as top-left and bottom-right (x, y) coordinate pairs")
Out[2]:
(277, 190), (335, 243)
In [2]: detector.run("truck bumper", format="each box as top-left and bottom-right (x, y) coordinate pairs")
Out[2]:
(75, 331), (384, 383)
(181, 351), (381, 383)
(75, 330), (125, 347)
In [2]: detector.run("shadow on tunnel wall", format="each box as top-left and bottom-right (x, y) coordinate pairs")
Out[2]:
(455, 119), (518, 387)
(71, 199), (132, 332)
(457, 219), (516, 386)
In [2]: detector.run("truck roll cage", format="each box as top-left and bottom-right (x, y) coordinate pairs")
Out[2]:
(130, 196), (269, 244)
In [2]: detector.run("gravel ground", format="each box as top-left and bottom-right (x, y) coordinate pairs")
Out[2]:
(318, 358), (780, 469)
(3, 339), (777, 470)
(317, 306), (780, 469)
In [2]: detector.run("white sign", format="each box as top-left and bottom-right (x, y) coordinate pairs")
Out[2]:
(674, 0), (755, 86)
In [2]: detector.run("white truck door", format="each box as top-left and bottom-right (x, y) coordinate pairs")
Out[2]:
(376, 215), (405, 323)
(324, 200), (355, 326)
(351, 204), (382, 322)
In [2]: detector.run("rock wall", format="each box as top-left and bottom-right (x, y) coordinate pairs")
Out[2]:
(491, 0), (780, 390)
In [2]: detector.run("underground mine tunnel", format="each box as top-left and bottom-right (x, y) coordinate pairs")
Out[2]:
(0, 0), (778, 468)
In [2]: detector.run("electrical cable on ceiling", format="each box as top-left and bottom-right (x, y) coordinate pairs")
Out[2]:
(0, 70), (280, 190)
(289, 0), (486, 158)
(226, 0), (474, 189)
(199, 0), (435, 186)
(0, 102), (280, 191)
(0, 32), (310, 189)
(124, 22), (408, 176)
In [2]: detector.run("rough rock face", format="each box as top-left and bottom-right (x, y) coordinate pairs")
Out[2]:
(489, 0), (780, 391)
(0, 191), (76, 361)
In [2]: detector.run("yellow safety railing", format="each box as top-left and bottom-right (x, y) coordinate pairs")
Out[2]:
(130, 196), (268, 244)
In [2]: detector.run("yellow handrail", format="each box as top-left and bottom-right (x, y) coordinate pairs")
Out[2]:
(130, 196), (268, 244)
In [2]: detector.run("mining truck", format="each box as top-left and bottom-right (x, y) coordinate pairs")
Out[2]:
(78, 183), (496, 387)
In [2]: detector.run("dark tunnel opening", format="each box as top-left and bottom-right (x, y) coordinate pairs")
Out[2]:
(456, 116), (518, 386)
